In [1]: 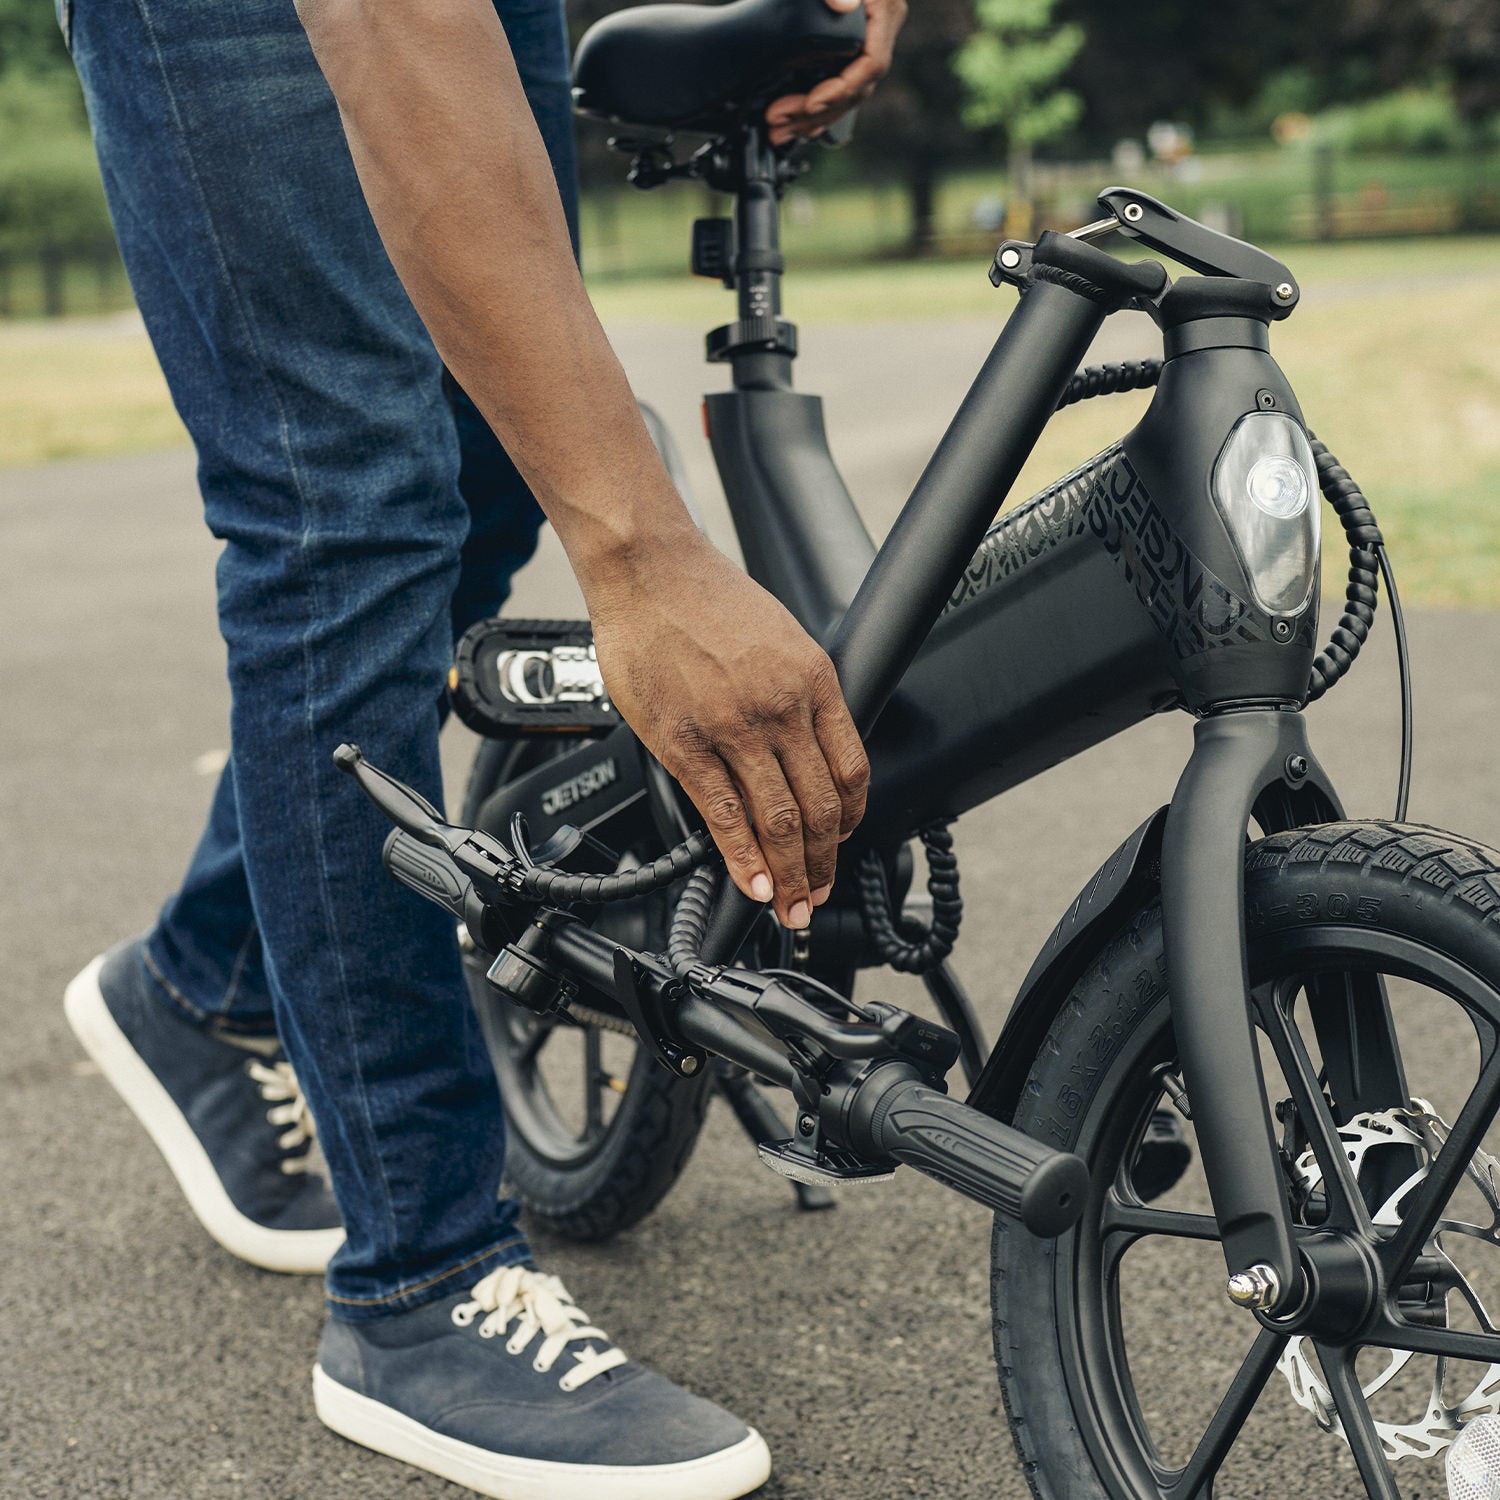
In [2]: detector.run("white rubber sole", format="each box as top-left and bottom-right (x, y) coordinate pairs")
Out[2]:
(64, 952), (345, 1276)
(313, 1365), (772, 1500)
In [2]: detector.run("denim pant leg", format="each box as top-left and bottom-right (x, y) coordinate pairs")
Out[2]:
(139, 0), (577, 1036)
(67, 0), (584, 1313)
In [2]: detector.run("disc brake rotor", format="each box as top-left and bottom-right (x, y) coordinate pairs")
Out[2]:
(1275, 1099), (1500, 1461)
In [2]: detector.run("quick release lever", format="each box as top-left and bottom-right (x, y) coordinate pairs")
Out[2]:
(1096, 186), (1300, 315)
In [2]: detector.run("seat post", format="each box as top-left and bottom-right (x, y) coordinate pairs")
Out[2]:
(705, 127), (798, 391)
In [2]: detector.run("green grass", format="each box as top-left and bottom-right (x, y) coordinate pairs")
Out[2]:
(588, 234), (1500, 325)
(0, 251), (135, 320)
(0, 316), (185, 466)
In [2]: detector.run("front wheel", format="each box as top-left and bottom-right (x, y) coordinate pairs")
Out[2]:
(997, 822), (1500, 1500)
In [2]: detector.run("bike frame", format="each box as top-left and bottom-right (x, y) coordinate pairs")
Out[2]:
(674, 131), (1397, 1306)
(358, 126), (1413, 1311)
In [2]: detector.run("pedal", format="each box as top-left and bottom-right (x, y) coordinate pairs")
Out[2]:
(757, 1139), (895, 1188)
(449, 619), (618, 739)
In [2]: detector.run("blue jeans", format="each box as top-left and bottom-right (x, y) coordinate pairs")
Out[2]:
(68, 0), (579, 1317)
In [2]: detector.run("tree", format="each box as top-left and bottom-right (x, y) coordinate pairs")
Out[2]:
(1315, 0), (1500, 123)
(0, 0), (75, 80)
(955, 0), (1083, 233)
(0, 4), (115, 304)
(848, 0), (979, 255)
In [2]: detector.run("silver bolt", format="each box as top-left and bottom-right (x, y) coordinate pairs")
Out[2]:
(679, 1056), (700, 1076)
(1275, 281), (1295, 301)
(999, 247), (1022, 269)
(1226, 1263), (1281, 1310)
(1122, 202), (1144, 223)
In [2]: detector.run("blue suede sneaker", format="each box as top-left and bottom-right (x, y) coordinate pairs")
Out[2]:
(64, 938), (344, 1274)
(314, 1264), (771, 1500)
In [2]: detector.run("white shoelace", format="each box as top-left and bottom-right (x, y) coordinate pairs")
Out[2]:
(246, 1059), (316, 1175)
(451, 1265), (629, 1392)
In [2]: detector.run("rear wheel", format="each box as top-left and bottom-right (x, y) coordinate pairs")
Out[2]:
(462, 737), (712, 1241)
(997, 822), (1500, 1499)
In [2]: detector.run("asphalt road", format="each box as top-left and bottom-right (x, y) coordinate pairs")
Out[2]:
(5, 312), (1500, 1500)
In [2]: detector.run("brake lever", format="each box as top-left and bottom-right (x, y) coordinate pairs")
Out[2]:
(334, 743), (525, 904)
(333, 744), (463, 852)
(1096, 186), (1300, 316)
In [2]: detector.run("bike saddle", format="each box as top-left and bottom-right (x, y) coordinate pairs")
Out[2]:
(572, 0), (864, 134)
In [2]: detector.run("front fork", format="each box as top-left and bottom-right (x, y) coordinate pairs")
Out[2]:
(1163, 706), (1408, 1310)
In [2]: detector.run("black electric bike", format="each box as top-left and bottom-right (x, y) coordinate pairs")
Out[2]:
(338, 2), (1500, 1496)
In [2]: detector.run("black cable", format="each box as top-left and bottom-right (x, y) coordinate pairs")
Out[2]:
(517, 828), (715, 906)
(509, 812), (538, 870)
(668, 860), (721, 977)
(1305, 435), (1384, 703)
(1055, 357), (1162, 411)
(856, 823), (962, 975)
(760, 968), (874, 1021)
(1376, 544), (1413, 821)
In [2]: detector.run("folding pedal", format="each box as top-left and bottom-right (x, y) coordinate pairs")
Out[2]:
(449, 618), (618, 738)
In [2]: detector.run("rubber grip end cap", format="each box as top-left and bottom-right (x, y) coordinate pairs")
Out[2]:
(1019, 1151), (1090, 1237)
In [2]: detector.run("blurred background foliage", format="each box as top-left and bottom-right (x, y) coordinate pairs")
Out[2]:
(2, 0), (1497, 608)
(0, 0), (1496, 310)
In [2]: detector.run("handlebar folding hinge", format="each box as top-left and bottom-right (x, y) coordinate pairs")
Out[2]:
(1097, 186), (1300, 317)
(611, 950), (707, 1079)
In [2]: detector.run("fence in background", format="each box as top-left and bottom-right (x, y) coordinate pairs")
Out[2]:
(3, 147), (1496, 315)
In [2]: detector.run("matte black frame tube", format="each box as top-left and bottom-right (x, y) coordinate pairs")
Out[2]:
(826, 278), (1108, 733)
(1161, 708), (1338, 1306)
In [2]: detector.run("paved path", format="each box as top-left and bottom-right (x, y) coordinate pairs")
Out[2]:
(4, 314), (1500, 1499)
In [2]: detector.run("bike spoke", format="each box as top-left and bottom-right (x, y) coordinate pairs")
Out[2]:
(1099, 1191), (1221, 1284)
(515, 1017), (556, 1072)
(1386, 1048), (1500, 1279)
(1259, 978), (1372, 1232)
(1369, 1314), (1500, 1364)
(1312, 1344), (1402, 1500)
(1100, 1193), (1220, 1243)
(1164, 1327), (1287, 1500)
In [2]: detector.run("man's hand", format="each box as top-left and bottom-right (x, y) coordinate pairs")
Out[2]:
(765, 0), (908, 146)
(587, 533), (869, 930)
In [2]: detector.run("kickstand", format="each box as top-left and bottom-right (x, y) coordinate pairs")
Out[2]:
(920, 960), (988, 1089)
(714, 1061), (835, 1211)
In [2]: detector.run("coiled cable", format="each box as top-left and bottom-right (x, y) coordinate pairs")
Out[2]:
(1304, 436), (1383, 703)
(855, 823), (962, 975)
(668, 860), (721, 977)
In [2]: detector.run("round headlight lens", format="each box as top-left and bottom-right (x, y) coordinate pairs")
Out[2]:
(1246, 455), (1310, 519)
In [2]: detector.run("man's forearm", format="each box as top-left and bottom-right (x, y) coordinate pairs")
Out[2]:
(295, 0), (874, 927)
(295, 0), (698, 593)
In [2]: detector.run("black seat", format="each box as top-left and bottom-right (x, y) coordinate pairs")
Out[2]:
(572, 0), (863, 134)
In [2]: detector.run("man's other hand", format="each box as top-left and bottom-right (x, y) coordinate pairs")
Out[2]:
(765, 0), (907, 146)
(588, 536), (869, 930)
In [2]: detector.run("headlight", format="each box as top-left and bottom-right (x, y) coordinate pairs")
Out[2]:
(1212, 411), (1320, 618)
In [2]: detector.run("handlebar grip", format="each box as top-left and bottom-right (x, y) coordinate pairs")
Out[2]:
(857, 1072), (1088, 1236)
(383, 829), (470, 924)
